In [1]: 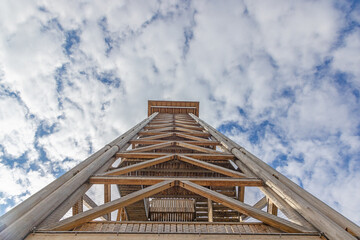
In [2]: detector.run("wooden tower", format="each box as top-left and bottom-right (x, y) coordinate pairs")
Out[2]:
(0, 100), (359, 240)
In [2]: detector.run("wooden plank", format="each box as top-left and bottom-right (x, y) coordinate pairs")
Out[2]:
(176, 142), (220, 154)
(139, 131), (210, 138)
(178, 155), (247, 178)
(144, 124), (174, 129)
(125, 142), (173, 153)
(136, 132), (173, 141)
(27, 232), (325, 240)
(130, 139), (219, 146)
(144, 127), (176, 133)
(116, 153), (235, 160)
(90, 176), (263, 187)
(148, 120), (173, 124)
(175, 123), (203, 131)
(175, 132), (211, 142)
(180, 180), (313, 233)
(174, 127), (205, 135)
(45, 180), (175, 231)
(103, 155), (174, 176)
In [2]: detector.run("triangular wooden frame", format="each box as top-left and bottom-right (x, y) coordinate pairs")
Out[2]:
(2, 107), (358, 240)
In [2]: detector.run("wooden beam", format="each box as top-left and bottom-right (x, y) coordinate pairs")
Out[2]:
(175, 132), (210, 141)
(175, 123), (204, 130)
(147, 121), (202, 130)
(148, 120), (173, 124)
(104, 185), (111, 220)
(176, 142), (220, 154)
(83, 194), (107, 221)
(27, 233), (325, 240)
(116, 152), (235, 160)
(178, 155), (247, 178)
(144, 127), (175, 132)
(130, 139), (220, 146)
(239, 186), (245, 202)
(240, 196), (267, 222)
(116, 208), (122, 221)
(208, 198), (213, 222)
(267, 197), (278, 216)
(137, 132), (173, 140)
(189, 113), (358, 240)
(144, 124), (174, 129)
(233, 147), (356, 239)
(174, 119), (199, 126)
(89, 176), (263, 187)
(116, 208), (127, 221)
(103, 155), (174, 176)
(38, 183), (92, 228)
(139, 130), (210, 138)
(174, 126), (205, 135)
(45, 180), (175, 231)
(0, 113), (158, 240)
(180, 180), (312, 233)
(125, 142), (173, 153)
(83, 194), (98, 209)
(72, 197), (83, 216)
(0, 145), (110, 232)
(38, 154), (129, 228)
(234, 159), (315, 230)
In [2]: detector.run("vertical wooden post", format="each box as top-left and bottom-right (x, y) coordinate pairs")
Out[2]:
(104, 184), (111, 220)
(267, 197), (278, 216)
(72, 197), (83, 216)
(238, 186), (245, 202)
(121, 208), (128, 221)
(238, 186), (245, 222)
(116, 208), (123, 221)
(208, 198), (213, 222)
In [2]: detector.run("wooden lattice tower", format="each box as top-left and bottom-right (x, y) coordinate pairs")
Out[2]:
(0, 100), (359, 240)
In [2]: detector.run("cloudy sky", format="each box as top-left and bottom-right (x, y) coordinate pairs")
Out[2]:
(0, 0), (359, 225)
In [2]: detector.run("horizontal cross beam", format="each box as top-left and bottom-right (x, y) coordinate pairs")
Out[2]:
(116, 152), (235, 160)
(89, 176), (263, 187)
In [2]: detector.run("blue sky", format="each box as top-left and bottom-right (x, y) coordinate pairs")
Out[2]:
(0, 0), (360, 225)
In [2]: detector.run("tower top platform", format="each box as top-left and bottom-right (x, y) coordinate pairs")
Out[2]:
(148, 100), (199, 116)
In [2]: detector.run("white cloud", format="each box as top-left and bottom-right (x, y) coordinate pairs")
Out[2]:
(0, 0), (359, 227)
(0, 162), (55, 210)
(0, 95), (36, 158)
(333, 29), (360, 86)
(245, 0), (343, 71)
